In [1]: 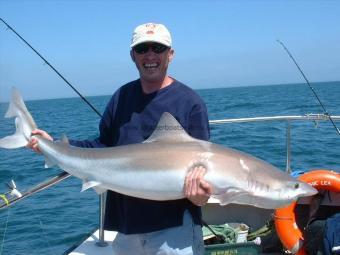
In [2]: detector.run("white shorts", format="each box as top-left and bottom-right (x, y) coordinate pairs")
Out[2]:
(111, 210), (204, 255)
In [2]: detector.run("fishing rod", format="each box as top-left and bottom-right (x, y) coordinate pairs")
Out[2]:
(0, 172), (71, 210)
(277, 40), (340, 136)
(0, 18), (102, 118)
(0, 18), (99, 209)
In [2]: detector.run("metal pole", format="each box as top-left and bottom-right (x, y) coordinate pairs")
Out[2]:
(285, 121), (291, 173)
(96, 193), (108, 247)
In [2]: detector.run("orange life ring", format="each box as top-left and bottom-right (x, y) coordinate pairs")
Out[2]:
(274, 170), (340, 254)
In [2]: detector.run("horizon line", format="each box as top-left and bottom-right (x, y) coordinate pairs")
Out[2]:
(0, 80), (339, 104)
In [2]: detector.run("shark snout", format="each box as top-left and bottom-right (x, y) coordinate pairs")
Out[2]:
(299, 182), (318, 197)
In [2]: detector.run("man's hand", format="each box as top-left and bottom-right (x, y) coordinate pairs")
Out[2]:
(26, 129), (53, 153)
(184, 165), (212, 206)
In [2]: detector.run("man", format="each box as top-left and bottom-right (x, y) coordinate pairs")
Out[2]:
(29, 23), (211, 254)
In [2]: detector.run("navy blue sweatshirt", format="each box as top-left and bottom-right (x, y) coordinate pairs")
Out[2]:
(70, 79), (210, 234)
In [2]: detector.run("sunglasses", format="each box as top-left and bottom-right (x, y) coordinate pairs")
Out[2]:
(133, 43), (169, 54)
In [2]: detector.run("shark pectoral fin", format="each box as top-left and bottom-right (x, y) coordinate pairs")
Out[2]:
(81, 180), (102, 192)
(81, 180), (106, 194)
(212, 187), (250, 206)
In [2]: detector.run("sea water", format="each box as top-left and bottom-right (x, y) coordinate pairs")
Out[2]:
(0, 81), (339, 255)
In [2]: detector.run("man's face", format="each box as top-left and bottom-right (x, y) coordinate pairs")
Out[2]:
(131, 43), (174, 84)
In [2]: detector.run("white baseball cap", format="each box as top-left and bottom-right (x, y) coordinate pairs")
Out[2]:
(130, 23), (172, 48)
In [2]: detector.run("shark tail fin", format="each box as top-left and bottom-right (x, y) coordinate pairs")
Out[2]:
(0, 87), (37, 149)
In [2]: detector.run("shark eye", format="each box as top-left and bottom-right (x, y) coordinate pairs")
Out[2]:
(294, 183), (299, 189)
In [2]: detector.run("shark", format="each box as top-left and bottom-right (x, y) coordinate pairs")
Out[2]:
(0, 88), (317, 209)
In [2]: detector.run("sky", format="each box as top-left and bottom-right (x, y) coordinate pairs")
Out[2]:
(0, 0), (339, 101)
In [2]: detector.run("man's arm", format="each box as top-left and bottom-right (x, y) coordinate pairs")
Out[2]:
(184, 101), (212, 206)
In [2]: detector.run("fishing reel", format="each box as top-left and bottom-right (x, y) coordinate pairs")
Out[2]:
(0, 180), (22, 207)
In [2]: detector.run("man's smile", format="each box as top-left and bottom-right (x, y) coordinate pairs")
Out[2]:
(143, 63), (159, 69)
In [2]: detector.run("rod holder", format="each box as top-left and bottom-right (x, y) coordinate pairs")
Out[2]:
(285, 121), (291, 173)
(96, 192), (108, 247)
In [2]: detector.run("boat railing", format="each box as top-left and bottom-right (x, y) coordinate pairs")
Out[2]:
(96, 112), (340, 246)
(210, 113), (340, 173)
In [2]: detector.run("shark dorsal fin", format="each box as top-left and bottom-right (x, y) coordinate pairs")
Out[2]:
(143, 112), (196, 143)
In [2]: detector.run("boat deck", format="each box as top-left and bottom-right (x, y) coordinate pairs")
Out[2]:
(66, 199), (279, 255)
(67, 229), (282, 255)
(68, 230), (116, 255)
(66, 193), (340, 255)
